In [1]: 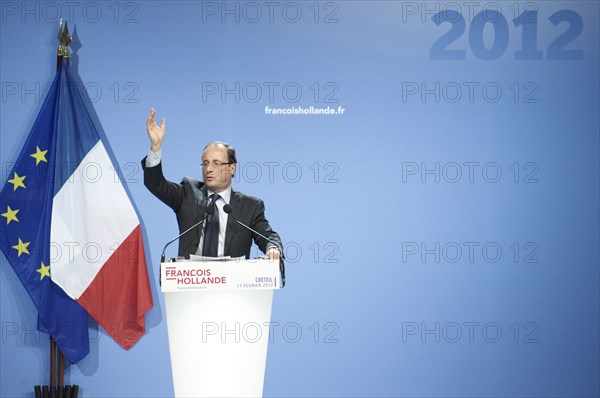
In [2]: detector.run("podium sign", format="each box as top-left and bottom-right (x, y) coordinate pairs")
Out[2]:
(161, 258), (282, 292)
(161, 259), (281, 398)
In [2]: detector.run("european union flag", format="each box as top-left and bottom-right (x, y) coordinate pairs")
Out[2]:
(0, 61), (89, 363)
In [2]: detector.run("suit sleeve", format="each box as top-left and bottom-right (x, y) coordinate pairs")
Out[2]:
(250, 199), (283, 255)
(141, 156), (185, 212)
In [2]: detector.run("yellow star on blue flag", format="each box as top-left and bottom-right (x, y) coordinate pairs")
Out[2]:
(30, 146), (48, 165)
(1, 205), (19, 224)
(36, 262), (51, 280)
(7, 172), (26, 191)
(12, 238), (30, 257)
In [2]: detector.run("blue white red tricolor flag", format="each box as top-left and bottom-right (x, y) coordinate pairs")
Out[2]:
(0, 60), (153, 363)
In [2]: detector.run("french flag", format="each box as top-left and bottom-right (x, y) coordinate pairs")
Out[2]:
(49, 61), (153, 350)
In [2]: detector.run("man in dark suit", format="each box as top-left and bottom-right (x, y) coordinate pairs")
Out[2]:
(142, 108), (282, 260)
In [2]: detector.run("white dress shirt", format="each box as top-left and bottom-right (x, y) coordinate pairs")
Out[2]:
(196, 187), (231, 257)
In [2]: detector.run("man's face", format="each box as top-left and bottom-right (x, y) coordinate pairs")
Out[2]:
(201, 145), (236, 193)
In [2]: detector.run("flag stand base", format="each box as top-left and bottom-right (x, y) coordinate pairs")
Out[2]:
(33, 338), (80, 398)
(34, 385), (79, 398)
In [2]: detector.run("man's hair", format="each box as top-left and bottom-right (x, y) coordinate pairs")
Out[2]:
(203, 141), (237, 164)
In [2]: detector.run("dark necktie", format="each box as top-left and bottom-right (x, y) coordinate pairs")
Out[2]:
(203, 194), (220, 257)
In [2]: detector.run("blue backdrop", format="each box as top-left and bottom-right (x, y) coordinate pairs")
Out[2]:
(1, 1), (598, 397)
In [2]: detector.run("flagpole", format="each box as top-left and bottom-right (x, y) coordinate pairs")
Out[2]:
(50, 21), (60, 395)
(56, 18), (65, 70)
(50, 338), (56, 390)
(58, 352), (65, 398)
(50, 18), (69, 397)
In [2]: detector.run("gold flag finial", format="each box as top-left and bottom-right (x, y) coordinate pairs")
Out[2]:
(56, 18), (72, 69)
(60, 20), (72, 58)
(57, 18), (64, 56)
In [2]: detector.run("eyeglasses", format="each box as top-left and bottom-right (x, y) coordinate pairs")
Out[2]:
(201, 161), (232, 168)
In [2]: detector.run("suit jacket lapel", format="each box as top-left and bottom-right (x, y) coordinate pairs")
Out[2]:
(224, 190), (241, 255)
(191, 183), (208, 250)
(196, 184), (208, 217)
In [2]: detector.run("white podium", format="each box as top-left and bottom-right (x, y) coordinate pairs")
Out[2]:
(161, 258), (282, 398)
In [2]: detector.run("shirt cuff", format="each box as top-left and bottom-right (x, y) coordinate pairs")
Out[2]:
(266, 245), (280, 253)
(145, 148), (162, 168)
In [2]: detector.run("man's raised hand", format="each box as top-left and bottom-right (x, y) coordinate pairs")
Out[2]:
(146, 108), (165, 152)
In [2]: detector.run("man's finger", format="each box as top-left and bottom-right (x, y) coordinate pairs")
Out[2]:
(160, 118), (166, 130)
(147, 108), (155, 127)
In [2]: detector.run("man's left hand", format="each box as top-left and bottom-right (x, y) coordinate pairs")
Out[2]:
(266, 247), (281, 260)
